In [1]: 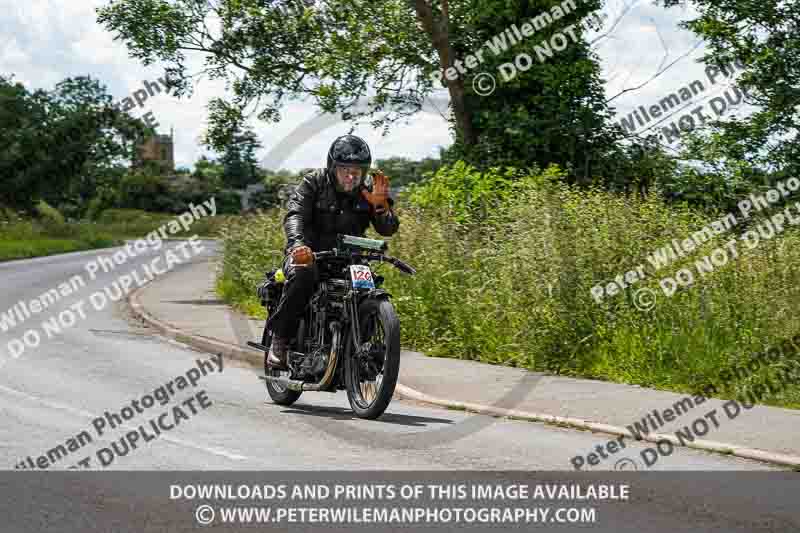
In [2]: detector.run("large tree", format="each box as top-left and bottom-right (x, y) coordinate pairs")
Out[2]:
(661, 0), (800, 183)
(0, 75), (145, 213)
(0, 76), (51, 209)
(97, 0), (617, 175)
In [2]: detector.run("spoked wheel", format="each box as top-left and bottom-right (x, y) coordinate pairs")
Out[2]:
(345, 298), (400, 419)
(262, 327), (302, 406)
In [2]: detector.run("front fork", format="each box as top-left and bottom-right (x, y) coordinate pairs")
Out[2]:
(347, 289), (391, 358)
(347, 291), (363, 356)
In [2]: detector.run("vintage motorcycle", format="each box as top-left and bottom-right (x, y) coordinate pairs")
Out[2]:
(249, 234), (416, 419)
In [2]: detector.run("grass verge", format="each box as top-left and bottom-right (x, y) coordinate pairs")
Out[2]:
(0, 208), (238, 262)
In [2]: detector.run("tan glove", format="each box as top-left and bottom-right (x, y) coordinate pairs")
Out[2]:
(290, 245), (314, 266)
(361, 171), (390, 213)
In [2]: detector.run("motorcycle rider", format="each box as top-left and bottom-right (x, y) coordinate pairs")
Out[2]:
(266, 134), (400, 369)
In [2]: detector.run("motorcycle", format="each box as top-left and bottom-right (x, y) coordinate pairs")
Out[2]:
(249, 234), (416, 419)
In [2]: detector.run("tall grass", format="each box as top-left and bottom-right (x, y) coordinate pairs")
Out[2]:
(95, 208), (234, 238)
(216, 210), (287, 319)
(217, 166), (800, 408)
(0, 215), (119, 261)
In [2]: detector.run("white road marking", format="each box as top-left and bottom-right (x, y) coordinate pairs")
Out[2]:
(0, 383), (249, 464)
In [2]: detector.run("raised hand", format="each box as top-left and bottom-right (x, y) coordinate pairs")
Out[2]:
(362, 171), (390, 213)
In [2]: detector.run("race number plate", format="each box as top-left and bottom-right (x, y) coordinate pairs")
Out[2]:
(349, 265), (375, 289)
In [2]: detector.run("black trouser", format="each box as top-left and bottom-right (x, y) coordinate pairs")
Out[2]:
(265, 255), (319, 339)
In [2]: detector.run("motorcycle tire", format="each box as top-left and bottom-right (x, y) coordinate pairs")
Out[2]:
(262, 327), (302, 406)
(345, 298), (400, 419)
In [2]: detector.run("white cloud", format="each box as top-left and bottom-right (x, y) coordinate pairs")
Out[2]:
(1, 37), (28, 66)
(70, 24), (129, 66)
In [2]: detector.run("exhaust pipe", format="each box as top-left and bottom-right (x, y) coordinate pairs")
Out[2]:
(261, 375), (304, 392)
(261, 375), (334, 392)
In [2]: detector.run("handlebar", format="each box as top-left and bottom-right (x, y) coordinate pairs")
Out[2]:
(311, 251), (336, 260)
(311, 249), (416, 275)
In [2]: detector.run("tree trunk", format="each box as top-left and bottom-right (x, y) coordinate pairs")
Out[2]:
(413, 0), (477, 147)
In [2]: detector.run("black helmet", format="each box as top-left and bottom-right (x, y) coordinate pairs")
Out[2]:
(326, 134), (372, 175)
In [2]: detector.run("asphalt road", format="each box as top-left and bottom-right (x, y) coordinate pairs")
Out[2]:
(0, 243), (797, 532)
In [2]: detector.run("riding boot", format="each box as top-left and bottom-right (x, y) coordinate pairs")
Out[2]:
(267, 335), (290, 370)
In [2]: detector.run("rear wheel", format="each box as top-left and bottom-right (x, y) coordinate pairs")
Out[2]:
(262, 327), (302, 406)
(345, 298), (400, 419)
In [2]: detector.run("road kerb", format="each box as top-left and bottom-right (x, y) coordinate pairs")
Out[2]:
(126, 282), (800, 470)
(396, 384), (800, 469)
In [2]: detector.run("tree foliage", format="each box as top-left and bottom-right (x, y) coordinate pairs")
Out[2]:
(96, 0), (618, 177)
(661, 0), (800, 182)
(374, 155), (443, 187)
(0, 75), (147, 214)
(437, 0), (618, 178)
(220, 126), (262, 189)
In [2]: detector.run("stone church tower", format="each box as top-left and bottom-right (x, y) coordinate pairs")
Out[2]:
(134, 128), (175, 172)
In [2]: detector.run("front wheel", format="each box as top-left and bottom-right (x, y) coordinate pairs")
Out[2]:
(345, 298), (400, 419)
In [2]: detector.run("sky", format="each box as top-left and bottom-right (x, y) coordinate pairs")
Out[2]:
(0, 0), (747, 171)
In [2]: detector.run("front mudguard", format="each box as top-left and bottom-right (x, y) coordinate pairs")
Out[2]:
(357, 288), (391, 306)
(344, 289), (392, 369)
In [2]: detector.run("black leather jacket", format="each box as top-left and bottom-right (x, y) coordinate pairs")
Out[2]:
(284, 169), (400, 253)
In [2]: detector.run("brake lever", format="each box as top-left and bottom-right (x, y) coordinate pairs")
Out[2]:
(365, 254), (416, 275)
(390, 257), (417, 275)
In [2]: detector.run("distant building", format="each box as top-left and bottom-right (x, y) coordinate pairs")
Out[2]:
(134, 128), (175, 173)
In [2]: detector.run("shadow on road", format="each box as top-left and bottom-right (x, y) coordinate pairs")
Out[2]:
(166, 299), (227, 306)
(279, 404), (454, 427)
